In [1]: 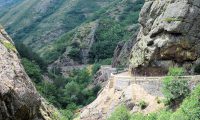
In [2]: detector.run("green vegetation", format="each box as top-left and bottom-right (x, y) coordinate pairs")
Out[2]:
(92, 63), (101, 75)
(0, 0), (119, 54)
(108, 105), (131, 120)
(162, 67), (190, 108)
(163, 17), (182, 23)
(16, 43), (47, 70)
(22, 58), (42, 83)
(0, 39), (17, 52)
(119, 0), (144, 25)
(108, 67), (200, 120)
(89, 18), (126, 62)
(31, 0), (144, 64)
(170, 85), (200, 120)
(138, 100), (148, 109)
(39, 31), (74, 63)
(21, 56), (101, 119)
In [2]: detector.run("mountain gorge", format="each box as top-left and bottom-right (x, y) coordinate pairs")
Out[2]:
(1, 0), (200, 120)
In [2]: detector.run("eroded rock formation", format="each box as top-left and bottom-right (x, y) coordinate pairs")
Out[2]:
(0, 27), (60, 120)
(129, 0), (200, 75)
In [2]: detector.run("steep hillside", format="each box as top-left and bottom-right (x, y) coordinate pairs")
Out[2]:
(0, 0), (119, 52)
(0, 0), (144, 67)
(129, 0), (200, 75)
(38, 0), (144, 68)
(0, 27), (61, 120)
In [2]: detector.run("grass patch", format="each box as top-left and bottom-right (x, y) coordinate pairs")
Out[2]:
(163, 17), (182, 23)
(0, 39), (17, 52)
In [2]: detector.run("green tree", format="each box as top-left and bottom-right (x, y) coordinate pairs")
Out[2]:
(21, 58), (42, 83)
(64, 81), (81, 103)
(162, 67), (190, 108)
(170, 85), (200, 120)
(108, 105), (131, 120)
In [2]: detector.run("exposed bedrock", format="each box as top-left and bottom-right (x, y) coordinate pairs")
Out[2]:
(129, 0), (200, 75)
(0, 28), (60, 120)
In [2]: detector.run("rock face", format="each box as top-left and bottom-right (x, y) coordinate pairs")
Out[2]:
(0, 28), (59, 120)
(112, 32), (138, 67)
(92, 66), (116, 87)
(50, 21), (99, 76)
(129, 0), (200, 76)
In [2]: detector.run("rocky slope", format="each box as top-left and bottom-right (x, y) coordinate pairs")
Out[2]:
(129, 0), (200, 76)
(0, 27), (60, 120)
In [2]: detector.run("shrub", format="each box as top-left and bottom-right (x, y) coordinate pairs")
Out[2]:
(130, 113), (145, 120)
(0, 39), (17, 52)
(68, 47), (81, 61)
(92, 64), (101, 75)
(162, 67), (190, 107)
(167, 67), (184, 76)
(157, 110), (172, 120)
(170, 85), (200, 120)
(89, 19), (125, 62)
(163, 17), (182, 23)
(108, 104), (131, 120)
(98, 58), (112, 65)
(138, 100), (148, 109)
(21, 58), (42, 83)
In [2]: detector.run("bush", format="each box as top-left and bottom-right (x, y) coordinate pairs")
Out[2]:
(21, 58), (42, 83)
(98, 58), (112, 65)
(168, 67), (184, 76)
(130, 113), (145, 120)
(92, 64), (101, 75)
(162, 67), (190, 107)
(138, 100), (148, 109)
(170, 85), (200, 120)
(68, 47), (81, 61)
(108, 105), (131, 120)
(89, 19), (125, 62)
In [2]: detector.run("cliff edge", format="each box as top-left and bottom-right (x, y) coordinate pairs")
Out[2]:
(0, 27), (60, 120)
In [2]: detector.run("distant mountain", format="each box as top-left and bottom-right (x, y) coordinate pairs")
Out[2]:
(0, 0), (144, 66)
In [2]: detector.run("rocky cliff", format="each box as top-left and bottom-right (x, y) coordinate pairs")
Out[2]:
(0, 27), (60, 120)
(129, 0), (200, 76)
(112, 32), (138, 67)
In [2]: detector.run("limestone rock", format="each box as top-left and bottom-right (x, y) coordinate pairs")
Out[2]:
(0, 27), (60, 120)
(129, 0), (200, 75)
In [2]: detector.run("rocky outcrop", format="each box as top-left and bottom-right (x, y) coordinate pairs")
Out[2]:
(50, 21), (99, 76)
(129, 0), (200, 75)
(112, 32), (138, 67)
(92, 66), (116, 87)
(0, 28), (60, 120)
